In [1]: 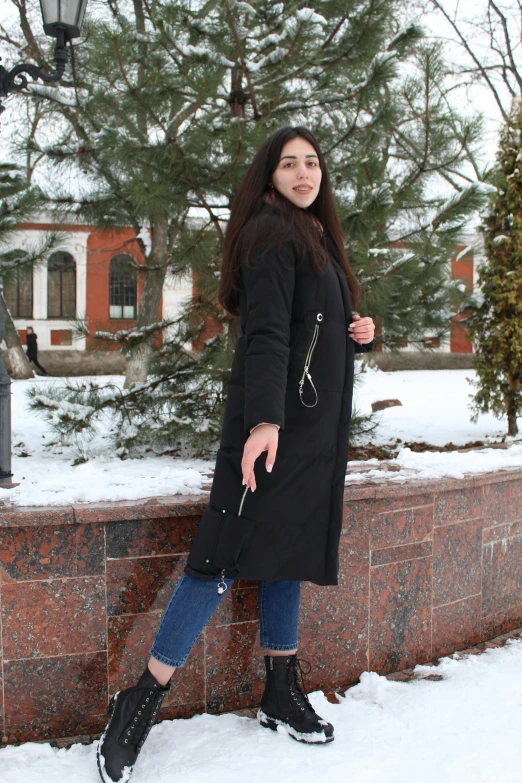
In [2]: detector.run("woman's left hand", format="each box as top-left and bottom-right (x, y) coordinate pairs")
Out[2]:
(348, 314), (375, 344)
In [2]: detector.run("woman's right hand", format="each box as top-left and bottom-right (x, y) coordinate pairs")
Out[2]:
(241, 424), (279, 492)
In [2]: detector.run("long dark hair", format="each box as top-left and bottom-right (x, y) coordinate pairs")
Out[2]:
(219, 126), (360, 316)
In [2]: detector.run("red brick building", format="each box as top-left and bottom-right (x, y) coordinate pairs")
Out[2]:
(3, 217), (478, 355)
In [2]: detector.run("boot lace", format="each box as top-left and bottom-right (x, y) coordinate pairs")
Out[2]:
(288, 657), (313, 713)
(122, 685), (165, 751)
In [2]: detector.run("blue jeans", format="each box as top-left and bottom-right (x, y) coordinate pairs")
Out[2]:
(150, 574), (301, 668)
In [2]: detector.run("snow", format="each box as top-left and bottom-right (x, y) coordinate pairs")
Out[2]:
(295, 8), (328, 25)
(346, 443), (522, 484)
(3, 640), (522, 781)
(353, 367), (509, 446)
(3, 376), (213, 507)
(1, 368), (521, 507)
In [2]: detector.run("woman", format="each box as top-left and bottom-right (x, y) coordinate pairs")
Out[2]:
(97, 127), (375, 783)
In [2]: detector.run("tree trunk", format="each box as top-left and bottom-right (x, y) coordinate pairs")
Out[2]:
(507, 404), (519, 436)
(123, 218), (169, 387)
(0, 293), (34, 380)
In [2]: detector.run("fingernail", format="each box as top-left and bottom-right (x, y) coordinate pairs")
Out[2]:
(267, 464), (273, 473)
(242, 478), (245, 485)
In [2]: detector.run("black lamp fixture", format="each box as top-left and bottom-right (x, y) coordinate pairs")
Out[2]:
(0, 0), (88, 113)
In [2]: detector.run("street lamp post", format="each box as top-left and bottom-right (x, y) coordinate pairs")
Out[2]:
(0, 292), (12, 484)
(0, 0), (88, 484)
(0, 0), (88, 114)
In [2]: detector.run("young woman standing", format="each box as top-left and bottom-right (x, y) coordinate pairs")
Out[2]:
(97, 126), (375, 783)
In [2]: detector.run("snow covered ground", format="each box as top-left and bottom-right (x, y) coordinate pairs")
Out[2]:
(3, 640), (522, 782)
(354, 366), (508, 446)
(2, 368), (522, 507)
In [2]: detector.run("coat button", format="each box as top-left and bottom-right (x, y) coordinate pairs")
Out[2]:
(317, 313), (323, 322)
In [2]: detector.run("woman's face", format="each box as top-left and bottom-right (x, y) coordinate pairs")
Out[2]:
(271, 137), (322, 208)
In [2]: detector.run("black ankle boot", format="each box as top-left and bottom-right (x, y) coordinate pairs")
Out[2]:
(258, 654), (334, 744)
(97, 666), (170, 783)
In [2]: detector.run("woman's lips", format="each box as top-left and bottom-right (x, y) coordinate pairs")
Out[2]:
(293, 186), (312, 193)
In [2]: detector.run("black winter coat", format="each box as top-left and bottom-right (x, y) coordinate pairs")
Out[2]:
(26, 332), (38, 360)
(186, 229), (373, 586)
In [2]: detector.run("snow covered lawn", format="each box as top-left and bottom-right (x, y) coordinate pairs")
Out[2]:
(3, 640), (522, 782)
(2, 368), (522, 506)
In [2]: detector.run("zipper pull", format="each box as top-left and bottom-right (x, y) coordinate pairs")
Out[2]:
(217, 570), (228, 595)
(270, 657), (274, 670)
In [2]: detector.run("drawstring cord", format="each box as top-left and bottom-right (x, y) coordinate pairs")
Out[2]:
(217, 485), (250, 594)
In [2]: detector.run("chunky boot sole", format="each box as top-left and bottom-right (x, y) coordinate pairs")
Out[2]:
(258, 709), (334, 745)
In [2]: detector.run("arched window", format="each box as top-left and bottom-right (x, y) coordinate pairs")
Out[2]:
(3, 252), (33, 318)
(109, 254), (137, 319)
(48, 251), (76, 318)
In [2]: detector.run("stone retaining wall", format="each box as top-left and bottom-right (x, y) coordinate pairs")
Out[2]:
(0, 468), (521, 745)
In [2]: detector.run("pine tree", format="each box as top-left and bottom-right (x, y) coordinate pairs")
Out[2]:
(2, 0), (489, 455)
(467, 101), (522, 437)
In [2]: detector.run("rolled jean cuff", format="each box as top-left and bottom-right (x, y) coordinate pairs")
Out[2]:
(149, 646), (187, 669)
(259, 640), (298, 651)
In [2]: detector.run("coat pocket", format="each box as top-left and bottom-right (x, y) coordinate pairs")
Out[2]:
(185, 505), (256, 579)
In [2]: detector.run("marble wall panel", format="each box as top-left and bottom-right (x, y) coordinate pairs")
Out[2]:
(106, 555), (185, 616)
(0, 523), (104, 581)
(106, 516), (198, 559)
(338, 505), (370, 582)
(299, 576), (369, 691)
(432, 594), (482, 659)
(108, 612), (163, 691)
(3, 652), (107, 743)
(482, 531), (522, 619)
(371, 540), (432, 567)
(205, 622), (264, 714)
(481, 603), (522, 640)
(369, 555), (432, 674)
(2, 576), (106, 660)
(370, 499), (434, 550)
(482, 479), (522, 526)
(432, 520), (483, 607)
(433, 486), (484, 526)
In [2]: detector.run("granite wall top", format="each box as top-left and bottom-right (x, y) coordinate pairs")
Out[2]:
(0, 466), (521, 528)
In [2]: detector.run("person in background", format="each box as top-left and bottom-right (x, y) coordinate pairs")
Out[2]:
(25, 326), (49, 375)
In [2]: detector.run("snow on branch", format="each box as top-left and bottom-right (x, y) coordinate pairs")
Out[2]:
(296, 8), (327, 25)
(177, 44), (235, 68)
(455, 245), (472, 260)
(93, 320), (173, 344)
(360, 251), (416, 284)
(245, 47), (288, 71)
(27, 83), (78, 106)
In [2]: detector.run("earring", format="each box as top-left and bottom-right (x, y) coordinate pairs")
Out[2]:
(268, 182), (274, 189)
